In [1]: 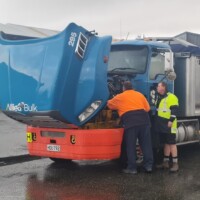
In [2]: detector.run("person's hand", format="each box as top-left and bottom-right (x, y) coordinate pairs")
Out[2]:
(168, 121), (173, 128)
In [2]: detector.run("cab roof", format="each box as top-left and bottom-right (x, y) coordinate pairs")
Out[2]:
(112, 39), (170, 49)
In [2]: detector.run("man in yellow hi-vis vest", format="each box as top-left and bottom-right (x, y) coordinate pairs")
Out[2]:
(155, 82), (179, 172)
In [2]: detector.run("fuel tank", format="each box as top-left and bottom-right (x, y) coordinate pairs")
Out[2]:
(0, 23), (112, 127)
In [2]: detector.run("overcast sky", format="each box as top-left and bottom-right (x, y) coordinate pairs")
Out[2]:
(1, 0), (200, 39)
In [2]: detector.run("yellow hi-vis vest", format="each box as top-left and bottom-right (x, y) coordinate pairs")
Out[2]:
(157, 92), (179, 134)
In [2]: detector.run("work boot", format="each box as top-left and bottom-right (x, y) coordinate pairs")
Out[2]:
(156, 161), (169, 169)
(170, 162), (179, 172)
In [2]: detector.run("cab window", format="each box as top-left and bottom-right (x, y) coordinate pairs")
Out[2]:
(149, 51), (165, 80)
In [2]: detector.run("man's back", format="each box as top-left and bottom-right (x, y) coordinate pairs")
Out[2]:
(107, 89), (150, 117)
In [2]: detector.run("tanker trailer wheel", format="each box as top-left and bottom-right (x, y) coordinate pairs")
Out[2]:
(49, 158), (72, 163)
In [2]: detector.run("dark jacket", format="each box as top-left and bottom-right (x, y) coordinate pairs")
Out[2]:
(121, 109), (151, 130)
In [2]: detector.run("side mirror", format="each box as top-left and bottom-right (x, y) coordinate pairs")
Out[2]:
(165, 51), (174, 71)
(165, 51), (176, 81)
(166, 71), (176, 81)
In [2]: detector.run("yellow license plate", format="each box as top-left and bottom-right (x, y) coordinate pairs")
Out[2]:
(27, 132), (33, 143)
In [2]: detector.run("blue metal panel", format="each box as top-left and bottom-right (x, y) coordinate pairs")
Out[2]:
(0, 23), (112, 126)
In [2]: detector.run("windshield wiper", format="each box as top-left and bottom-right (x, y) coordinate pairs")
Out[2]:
(109, 67), (137, 72)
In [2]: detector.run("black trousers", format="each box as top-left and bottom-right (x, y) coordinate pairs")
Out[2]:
(124, 125), (153, 171)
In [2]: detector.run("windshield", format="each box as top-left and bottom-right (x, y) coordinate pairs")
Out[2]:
(108, 45), (148, 73)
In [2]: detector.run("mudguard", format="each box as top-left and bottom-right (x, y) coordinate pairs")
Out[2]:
(0, 23), (112, 126)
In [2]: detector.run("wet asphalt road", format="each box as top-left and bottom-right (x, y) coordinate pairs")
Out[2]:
(0, 144), (200, 200)
(0, 112), (27, 158)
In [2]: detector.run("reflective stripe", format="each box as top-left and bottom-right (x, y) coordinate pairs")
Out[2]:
(171, 127), (177, 134)
(157, 108), (171, 112)
(171, 115), (176, 118)
(158, 95), (171, 119)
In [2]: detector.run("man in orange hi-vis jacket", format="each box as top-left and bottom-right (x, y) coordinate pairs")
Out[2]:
(107, 81), (153, 174)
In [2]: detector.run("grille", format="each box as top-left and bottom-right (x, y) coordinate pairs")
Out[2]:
(75, 32), (88, 59)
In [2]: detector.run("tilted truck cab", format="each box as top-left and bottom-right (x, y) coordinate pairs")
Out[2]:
(0, 23), (199, 161)
(0, 22), (112, 127)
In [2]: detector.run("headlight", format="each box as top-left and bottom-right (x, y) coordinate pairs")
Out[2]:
(78, 100), (102, 122)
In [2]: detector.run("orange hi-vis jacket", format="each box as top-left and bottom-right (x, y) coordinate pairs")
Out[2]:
(107, 90), (150, 116)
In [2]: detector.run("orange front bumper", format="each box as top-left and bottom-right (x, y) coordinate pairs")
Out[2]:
(26, 126), (124, 160)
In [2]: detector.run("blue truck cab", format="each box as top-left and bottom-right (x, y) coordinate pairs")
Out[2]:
(108, 40), (175, 112)
(0, 23), (112, 127)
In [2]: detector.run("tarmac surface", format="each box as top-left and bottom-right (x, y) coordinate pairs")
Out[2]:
(0, 112), (27, 158)
(0, 144), (200, 200)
